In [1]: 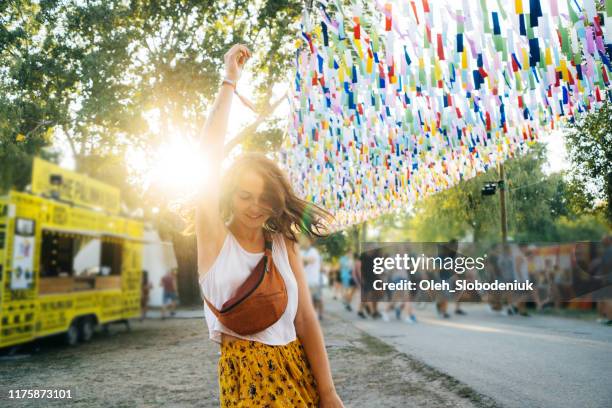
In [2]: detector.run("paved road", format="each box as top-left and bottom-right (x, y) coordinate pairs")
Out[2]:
(324, 290), (612, 408)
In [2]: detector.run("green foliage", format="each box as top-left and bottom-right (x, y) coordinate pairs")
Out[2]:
(564, 100), (612, 224)
(241, 120), (285, 152)
(371, 211), (413, 241)
(554, 213), (609, 241)
(317, 230), (349, 260)
(0, 0), (305, 205)
(408, 173), (500, 242)
(404, 143), (607, 243)
(504, 144), (559, 241)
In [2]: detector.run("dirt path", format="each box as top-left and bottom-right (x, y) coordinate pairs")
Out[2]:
(0, 310), (496, 407)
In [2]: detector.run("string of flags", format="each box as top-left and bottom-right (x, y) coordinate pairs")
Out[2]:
(280, 0), (612, 228)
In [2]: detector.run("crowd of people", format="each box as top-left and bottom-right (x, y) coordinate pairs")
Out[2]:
(138, 236), (611, 326)
(300, 236), (612, 326)
(485, 239), (612, 323)
(300, 242), (419, 324)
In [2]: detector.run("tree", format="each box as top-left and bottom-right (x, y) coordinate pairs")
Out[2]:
(402, 143), (606, 243)
(564, 100), (612, 225)
(318, 231), (349, 261)
(504, 144), (559, 242)
(0, 1), (68, 191)
(0, 0), (304, 199)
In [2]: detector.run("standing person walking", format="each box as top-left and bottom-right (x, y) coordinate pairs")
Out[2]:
(302, 236), (324, 320)
(194, 44), (344, 407)
(329, 257), (343, 300)
(160, 268), (178, 319)
(353, 253), (368, 319)
(380, 266), (418, 324)
(435, 240), (458, 319)
(338, 251), (356, 311)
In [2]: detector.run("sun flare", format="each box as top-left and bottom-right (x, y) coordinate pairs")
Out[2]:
(145, 135), (212, 199)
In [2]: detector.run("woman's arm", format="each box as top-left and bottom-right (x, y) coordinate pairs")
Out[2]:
(285, 237), (344, 407)
(196, 44), (251, 275)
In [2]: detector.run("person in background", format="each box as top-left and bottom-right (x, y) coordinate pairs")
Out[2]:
(590, 235), (612, 325)
(321, 262), (332, 291)
(160, 268), (179, 319)
(436, 240), (458, 318)
(512, 244), (531, 317)
(140, 270), (153, 321)
(352, 253), (368, 319)
(329, 257), (343, 300)
(535, 259), (554, 310)
(552, 257), (574, 310)
(302, 236), (324, 320)
(380, 266), (418, 324)
(498, 244), (519, 315)
(364, 248), (384, 319)
(339, 250), (356, 311)
(485, 244), (504, 314)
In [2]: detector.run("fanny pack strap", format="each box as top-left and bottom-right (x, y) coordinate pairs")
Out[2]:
(204, 232), (274, 317)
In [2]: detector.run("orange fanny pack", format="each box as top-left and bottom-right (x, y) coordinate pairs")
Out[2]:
(203, 234), (288, 336)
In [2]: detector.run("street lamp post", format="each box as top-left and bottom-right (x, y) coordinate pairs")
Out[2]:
(481, 163), (509, 244)
(499, 163), (508, 244)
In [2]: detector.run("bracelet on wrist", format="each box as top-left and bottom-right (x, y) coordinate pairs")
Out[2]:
(221, 77), (236, 90)
(220, 77), (258, 114)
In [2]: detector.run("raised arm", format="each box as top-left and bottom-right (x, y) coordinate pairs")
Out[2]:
(196, 44), (251, 276)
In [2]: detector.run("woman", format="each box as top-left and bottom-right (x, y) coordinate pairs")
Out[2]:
(194, 43), (344, 407)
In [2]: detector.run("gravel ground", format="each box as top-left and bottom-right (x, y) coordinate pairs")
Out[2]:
(0, 309), (497, 408)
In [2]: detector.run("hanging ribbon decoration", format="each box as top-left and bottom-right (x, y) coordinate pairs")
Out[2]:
(281, 0), (612, 228)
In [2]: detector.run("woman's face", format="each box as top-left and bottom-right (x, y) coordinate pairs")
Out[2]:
(231, 171), (274, 229)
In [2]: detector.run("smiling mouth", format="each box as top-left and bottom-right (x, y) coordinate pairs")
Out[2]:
(246, 214), (263, 219)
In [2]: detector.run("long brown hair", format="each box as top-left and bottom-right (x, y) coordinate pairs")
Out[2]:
(183, 152), (334, 242)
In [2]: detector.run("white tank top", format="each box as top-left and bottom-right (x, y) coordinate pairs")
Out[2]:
(199, 230), (299, 346)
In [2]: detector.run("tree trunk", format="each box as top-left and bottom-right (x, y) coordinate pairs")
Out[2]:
(607, 172), (612, 226)
(170, 231), (201, 306)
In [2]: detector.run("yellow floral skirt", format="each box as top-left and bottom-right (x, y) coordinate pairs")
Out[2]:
(218, 337), (320, 407)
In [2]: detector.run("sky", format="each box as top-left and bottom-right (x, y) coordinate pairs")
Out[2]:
(540, 129), (570, 175)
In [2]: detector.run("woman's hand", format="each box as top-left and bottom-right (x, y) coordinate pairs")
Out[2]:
(319, 390), (345, 408)
(224, 43), (251, 82)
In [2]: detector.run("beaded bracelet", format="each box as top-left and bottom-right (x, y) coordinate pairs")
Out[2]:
(221, 77), (257, 113)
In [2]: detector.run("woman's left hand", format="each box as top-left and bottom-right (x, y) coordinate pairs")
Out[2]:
(319, 391), (345, 408)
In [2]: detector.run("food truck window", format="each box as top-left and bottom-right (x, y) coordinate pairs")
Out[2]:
(101, 240), (122, 276)
(73, 236), (101, 276)
(40, 231), (75, 277)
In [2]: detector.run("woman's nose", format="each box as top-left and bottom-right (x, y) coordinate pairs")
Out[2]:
(249, 200), (264, 210)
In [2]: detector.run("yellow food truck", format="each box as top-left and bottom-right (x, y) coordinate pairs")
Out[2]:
(0, 158), (144, 348)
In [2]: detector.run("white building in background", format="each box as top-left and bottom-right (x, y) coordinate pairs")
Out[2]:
(142, 224), (178, 307)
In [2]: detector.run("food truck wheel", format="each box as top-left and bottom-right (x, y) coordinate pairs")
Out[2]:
(79, 317), (95, 342)
(64, 321), (79, 346)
